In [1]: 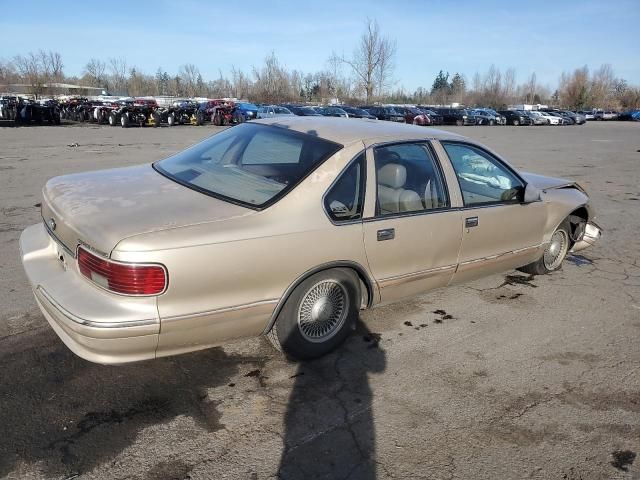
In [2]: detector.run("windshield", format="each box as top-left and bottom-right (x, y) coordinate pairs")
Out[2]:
(239, 102), (257, 109)
(155, 123), (342, 208)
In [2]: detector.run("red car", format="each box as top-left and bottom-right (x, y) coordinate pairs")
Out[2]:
(395, 106), (432, 126)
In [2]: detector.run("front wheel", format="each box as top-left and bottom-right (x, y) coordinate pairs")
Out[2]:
(455, 118), (463, 126)
(267, 269), (359, 360)
(512, 119), (520, 126)
(518, 220), (570, 275)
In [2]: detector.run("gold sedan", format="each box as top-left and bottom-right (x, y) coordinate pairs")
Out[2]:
(20, 118), (601, 364)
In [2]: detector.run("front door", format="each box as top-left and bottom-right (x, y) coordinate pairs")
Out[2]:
(438, 141), (547, 284)
(362, 142), (463, 303)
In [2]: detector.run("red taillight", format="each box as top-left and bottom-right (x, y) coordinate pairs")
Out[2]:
(77, 247), (166, 295)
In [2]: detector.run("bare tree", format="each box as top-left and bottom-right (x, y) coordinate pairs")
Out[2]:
(558, 66), (590, 109)
(109, 57), (128, 94)
(231, 66), (251, 99)
(13, 52), (45, 96)
(503, 68), (516, 103)
(40, 50), (64, 83)
(252, 52), (291, 103)
(341, 19), (396, 102)
(590, 63), (615, 108)
(179, 64), (201, 97)
(84, 58), (107, 87)
(523, 72), (537, 103)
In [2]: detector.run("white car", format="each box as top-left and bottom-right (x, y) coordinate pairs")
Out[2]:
(256, 105), (295, 119)
(532, 111), (563, 125)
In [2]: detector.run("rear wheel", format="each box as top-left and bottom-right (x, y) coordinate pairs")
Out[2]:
(121, 113), (129, 128)
(512, 119), (520, 126)
(267, 269), (359, 360)
(455, 118), (463, 126)
(152, 112), (161, 127)
(167, 113), (175, 126)
(108, 113), (117, 126)
(518, 219), (570, 275)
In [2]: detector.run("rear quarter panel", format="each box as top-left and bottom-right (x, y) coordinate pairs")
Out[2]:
(111, 142), (371, 357)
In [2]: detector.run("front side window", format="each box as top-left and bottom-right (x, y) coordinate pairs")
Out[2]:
(374, 143), (449, 215)
(324, 153), (365, 222)
(442, 142), (524, 206)
(155, 123), (342, 208)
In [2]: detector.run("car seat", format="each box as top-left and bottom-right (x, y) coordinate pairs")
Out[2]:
(377, 163), (423, 214)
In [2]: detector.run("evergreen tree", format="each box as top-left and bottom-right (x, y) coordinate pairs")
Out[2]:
(431, 70), (449, 94)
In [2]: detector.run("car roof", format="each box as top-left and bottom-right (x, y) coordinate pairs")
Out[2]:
(253, 116), (465, 145)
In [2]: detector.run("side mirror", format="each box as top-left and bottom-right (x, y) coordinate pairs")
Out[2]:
(522, 183), (541, 204)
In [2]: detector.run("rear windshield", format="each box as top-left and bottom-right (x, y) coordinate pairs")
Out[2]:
(155, 123), (342, 209)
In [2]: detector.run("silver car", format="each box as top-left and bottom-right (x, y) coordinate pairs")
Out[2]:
(256, 105), (295, 119)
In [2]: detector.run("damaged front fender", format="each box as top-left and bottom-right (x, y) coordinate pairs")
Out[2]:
(570, 221), (602, 253)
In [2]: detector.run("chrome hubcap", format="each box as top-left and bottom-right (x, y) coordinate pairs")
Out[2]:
(544, 229), (568, 270)
(297, 280), (348, 343)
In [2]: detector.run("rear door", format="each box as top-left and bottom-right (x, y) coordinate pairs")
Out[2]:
(438, 141), (547, 284)
(362, 141), (463, 303)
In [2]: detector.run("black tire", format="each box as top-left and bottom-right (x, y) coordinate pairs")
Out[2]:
(167, 113), (175, 127)
(196, 111), (204, 126)
(267, 269), (360, 360)
(121, 113), (129, 128)
(455, 118), (463, 126)
(512, 119), (520, 126)
(108, 113), (117, 126)
(152, 112), (161, 127)
(518, 219), (571, 275)
(489, 119), (495, 126)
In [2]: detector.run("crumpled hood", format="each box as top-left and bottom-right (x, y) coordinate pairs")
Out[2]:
(42, 164), (253, 256)
(521, 172), (579, 191)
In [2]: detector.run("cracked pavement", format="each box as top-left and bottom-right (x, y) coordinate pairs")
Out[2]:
(0, 122), (638, 479)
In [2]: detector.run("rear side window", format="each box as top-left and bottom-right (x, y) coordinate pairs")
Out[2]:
(324, 153), (365, 222)
(374, 143), (449, 215)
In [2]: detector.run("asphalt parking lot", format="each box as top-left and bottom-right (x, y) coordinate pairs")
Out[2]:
(0, 121), (638, 480)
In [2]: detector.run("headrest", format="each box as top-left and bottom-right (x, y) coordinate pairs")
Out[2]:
(378, 163), (406, 189)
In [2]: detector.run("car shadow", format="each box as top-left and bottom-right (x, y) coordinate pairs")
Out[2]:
(277, 321), (387, 479)
(0, 327), (268, 479)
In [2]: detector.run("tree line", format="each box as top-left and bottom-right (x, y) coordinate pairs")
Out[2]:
(1, 19), (638, 110)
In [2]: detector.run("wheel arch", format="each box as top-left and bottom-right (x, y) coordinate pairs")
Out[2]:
(262, 261), (376, 335)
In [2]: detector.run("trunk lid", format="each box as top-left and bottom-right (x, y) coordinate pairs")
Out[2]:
(41, 164), (253, 256)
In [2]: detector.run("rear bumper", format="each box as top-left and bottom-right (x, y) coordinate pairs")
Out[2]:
(20, 223), (160, 364)
(570, 221), (602, 253)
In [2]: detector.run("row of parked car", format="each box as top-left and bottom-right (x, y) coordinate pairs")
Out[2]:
(0, 95), (263, 127)
(3, 94), (639, 127)
(255, 104), (599, 126)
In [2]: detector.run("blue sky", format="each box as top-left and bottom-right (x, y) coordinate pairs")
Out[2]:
(1, 0), (639, 91)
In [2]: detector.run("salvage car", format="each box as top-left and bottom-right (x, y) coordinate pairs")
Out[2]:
(498, 110), (533, 126)
(256, 105), (295, 119)
(341, 106), (376, 119)
(20, 118), (601, 364)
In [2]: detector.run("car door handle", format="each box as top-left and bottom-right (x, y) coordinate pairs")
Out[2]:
(377, 228), (395, 241)
(465, 216), (479, 228)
